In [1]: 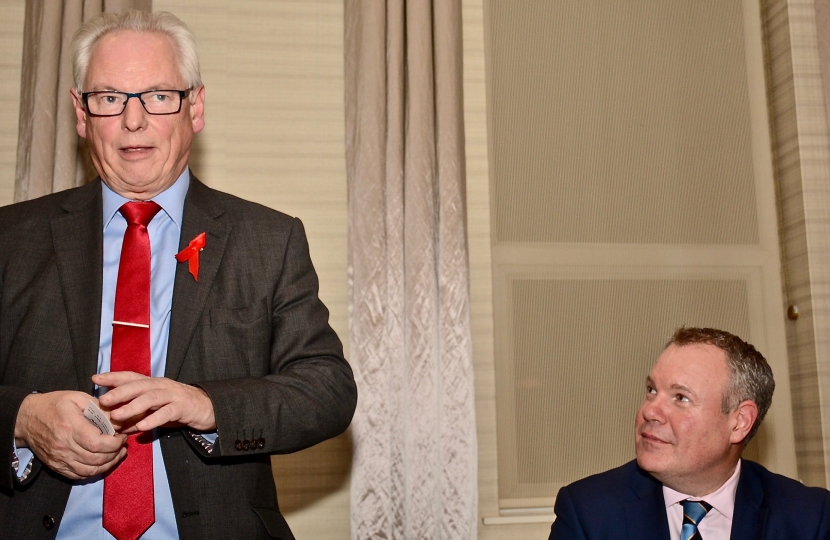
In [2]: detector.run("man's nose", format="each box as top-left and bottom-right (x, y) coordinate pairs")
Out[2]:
(122, 95), (148, 130)
(639, 397), (666, 423)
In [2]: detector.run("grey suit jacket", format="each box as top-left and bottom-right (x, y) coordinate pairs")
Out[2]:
(0, 177), (357, 539)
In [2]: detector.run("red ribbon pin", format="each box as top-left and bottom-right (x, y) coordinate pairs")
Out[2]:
(175, 232), (206, 281)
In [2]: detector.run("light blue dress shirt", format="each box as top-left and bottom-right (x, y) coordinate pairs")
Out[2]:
(55, 170), (191, 539)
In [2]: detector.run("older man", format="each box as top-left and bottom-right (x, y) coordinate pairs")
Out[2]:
(548, 327), (830, 540)
(0, 10), (356, 540)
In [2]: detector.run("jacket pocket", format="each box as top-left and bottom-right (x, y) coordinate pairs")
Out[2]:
(196, 297), (272, 378)
(209, 297), (268, 326)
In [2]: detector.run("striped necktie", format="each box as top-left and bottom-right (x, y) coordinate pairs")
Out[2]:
(680, 499), (712, 540)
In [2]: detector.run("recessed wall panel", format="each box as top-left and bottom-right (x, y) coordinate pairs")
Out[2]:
(500, 278), (758, 501)
(487, 0), (759, 245)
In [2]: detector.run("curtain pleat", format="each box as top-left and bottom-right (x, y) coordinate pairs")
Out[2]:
(345, 1), (478, 538)
(819, 0), (830, 136)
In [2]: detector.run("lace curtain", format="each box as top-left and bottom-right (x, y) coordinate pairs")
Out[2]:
(345, 1), (478, 538)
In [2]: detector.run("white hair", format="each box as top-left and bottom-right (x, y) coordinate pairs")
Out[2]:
(71, 10), (202, 94)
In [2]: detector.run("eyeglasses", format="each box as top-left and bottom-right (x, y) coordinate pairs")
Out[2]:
(81, 89), (192, 117)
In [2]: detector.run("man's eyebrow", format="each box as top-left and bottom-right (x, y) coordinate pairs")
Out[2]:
(669, 383), (695, 395)
(644, 378), (696, 396)
(85, 84), (181, 92)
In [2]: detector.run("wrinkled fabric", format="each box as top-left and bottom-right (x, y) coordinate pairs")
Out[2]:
(345, 1), (478, 539)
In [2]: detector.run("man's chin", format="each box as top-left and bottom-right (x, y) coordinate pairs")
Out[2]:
(102, 171), (176, 199)
(635, 447), (669, 476)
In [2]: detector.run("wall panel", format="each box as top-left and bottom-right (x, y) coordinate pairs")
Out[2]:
(489, 0), (759, 246)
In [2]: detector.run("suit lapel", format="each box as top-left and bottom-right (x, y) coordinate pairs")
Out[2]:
(624, 464), (672, 540)
(165, 178), (230, 380)
(50, 180), (103, 393)
(731, 461), (767, 540)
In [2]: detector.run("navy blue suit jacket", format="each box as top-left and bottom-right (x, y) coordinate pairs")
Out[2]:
(548, 459), (830, 540)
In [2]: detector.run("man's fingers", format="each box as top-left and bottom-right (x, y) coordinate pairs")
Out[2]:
(135, 405), (180, 432)
(109, 387), (189, 430)
(79, 430), (128, 455)
(58, 447), (128, 480)
(90, 375), (215, 432)
(106, 385), (167, 421)
(70, 442), (122, 467)
(95, 372), (150, 408)
(93, 370), (145, 388)
(59, 418), (126, 467)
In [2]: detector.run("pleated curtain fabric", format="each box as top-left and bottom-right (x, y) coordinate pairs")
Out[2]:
(819, 0), (830, 135)
(345, 1), (478, 539)
(792, 0), (830, 482)
(14, 0), (151, 203)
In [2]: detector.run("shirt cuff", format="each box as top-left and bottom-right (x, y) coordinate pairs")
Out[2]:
(189, 431), (217, 454)
(12, 444), (34, 482)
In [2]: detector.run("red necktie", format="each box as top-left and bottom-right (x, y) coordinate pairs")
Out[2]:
(103, 201), (161, 540)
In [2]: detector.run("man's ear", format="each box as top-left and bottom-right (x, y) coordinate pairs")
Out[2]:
(70, 89), (87, 139)
(730, 400), (759, 445)
(189, 86), (205, 134)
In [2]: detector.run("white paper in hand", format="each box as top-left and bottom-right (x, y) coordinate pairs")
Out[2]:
(84, 400), (116, 436)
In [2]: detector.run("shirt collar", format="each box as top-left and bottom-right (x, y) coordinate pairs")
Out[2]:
(102, 168), (190, 231)
(662, 459), (741, 520)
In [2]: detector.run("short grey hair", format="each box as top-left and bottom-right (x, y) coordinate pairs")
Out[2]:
(668, 327), (774, 443)
(71, 10), (202, 94)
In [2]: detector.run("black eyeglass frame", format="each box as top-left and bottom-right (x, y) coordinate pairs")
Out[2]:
(81, 88), (192, 117)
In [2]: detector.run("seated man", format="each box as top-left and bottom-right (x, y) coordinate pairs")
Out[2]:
(548, 327), (830, 540)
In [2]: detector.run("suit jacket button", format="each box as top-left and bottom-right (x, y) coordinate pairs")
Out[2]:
(43, 515), (55, 530)
(242, 440), (250, 450)
(257, 438), (265, 449)
(235, 440), (243, 451)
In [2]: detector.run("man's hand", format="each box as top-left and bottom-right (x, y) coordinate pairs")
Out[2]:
(94, 372), (216, 433)
(14, 392), (128, 480)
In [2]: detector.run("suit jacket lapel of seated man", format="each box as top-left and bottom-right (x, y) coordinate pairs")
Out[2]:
(548, 326), (830, 540)
(0, 10), (357, 540)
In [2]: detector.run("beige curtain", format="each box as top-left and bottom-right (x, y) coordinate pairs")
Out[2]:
(801, 0), (830, 486)
(14, 0), (151, 203)
(345, 1), (478, 539)
(819, 0), (830, 134)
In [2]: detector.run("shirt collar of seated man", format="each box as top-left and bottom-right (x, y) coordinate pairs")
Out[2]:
(70, 28), (205, 200)
(635, 327), (773, 498)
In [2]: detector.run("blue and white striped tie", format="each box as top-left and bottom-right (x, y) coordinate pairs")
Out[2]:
(680, 500), (712, 540)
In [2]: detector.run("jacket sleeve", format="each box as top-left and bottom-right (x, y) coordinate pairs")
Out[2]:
(549, 485), (590, 540)
(186, 217), (357, 458)
(0, 388), (43, 489)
